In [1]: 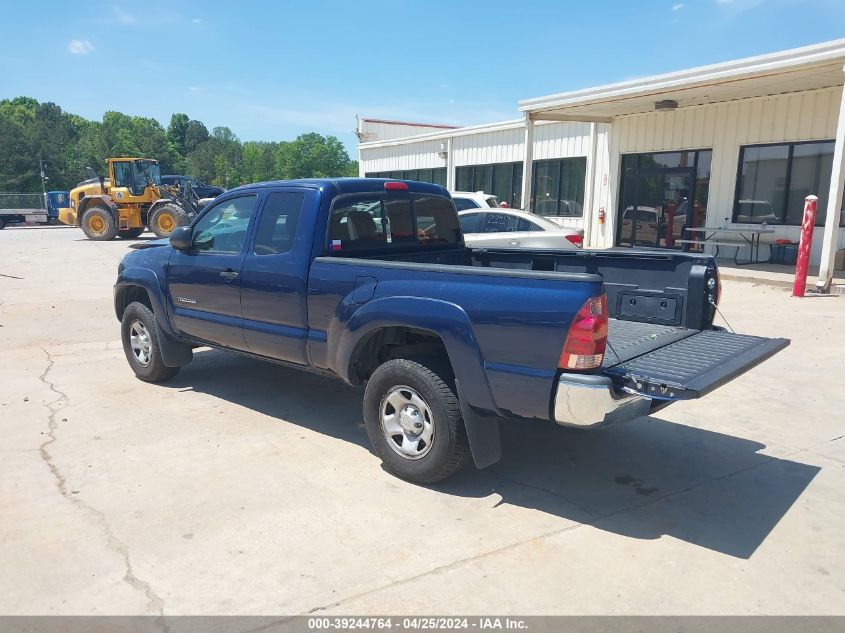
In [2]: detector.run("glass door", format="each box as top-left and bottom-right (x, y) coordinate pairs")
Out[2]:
(618, 149), (710, 249)
(658, 169), (694, 248)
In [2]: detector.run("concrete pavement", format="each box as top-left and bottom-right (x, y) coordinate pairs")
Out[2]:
(1, 225), (843, 615)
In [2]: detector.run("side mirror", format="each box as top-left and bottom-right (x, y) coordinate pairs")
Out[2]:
(169, 226), (192, 251)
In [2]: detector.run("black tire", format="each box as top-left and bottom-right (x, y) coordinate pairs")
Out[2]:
(117, 227), (145, 239)
(149, 203), (189, 238)
(0, 217), (5, 230)
(80, 206), (118, 241)
(120, 301), (180, 383)
(363, 358), (470, 484)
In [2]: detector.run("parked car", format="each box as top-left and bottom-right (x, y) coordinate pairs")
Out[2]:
(114, 178), (788, 483)
(735, 199), (780, 224)
(459, 208), (583, 249)
(450, 191), (500, 211)
(161, 175), (225, 200)
(620, 205), (690, 246)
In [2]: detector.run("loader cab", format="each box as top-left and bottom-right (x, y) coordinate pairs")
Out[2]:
(108, 159), (162, 200)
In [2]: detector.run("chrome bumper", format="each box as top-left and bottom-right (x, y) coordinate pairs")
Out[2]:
(553, 374), (651, 429)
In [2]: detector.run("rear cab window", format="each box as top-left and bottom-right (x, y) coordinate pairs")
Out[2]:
(328, 193), (461, 254)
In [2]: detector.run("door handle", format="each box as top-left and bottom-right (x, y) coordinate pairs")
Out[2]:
(219, 269), (239, 281)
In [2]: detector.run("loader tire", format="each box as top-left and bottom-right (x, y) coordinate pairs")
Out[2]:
(80, 206), (118, 241)
(149, 204), (189, 238)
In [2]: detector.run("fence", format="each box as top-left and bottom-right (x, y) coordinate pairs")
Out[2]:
(0, 193), (46, 211)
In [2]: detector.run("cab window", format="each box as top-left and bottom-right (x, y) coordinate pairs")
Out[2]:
(113, 162), (132, 189)
(329, 194), (460, 253)
(254, 192), (304, 255)
(192, 195), (257, 254)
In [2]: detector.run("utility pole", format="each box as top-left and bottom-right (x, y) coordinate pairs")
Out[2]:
(39, 160), (48, 210)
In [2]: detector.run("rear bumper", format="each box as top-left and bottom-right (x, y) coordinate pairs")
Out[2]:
(553, 373), (651, 429)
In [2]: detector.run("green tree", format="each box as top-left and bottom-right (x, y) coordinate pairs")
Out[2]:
(167, 113), (190, 156)
(243, 141), (279, 184)
(276, 132), (353, 179)
(64, 115), (103, 186)
(184, 119), (209, 154)
(0, 111), (31, 191)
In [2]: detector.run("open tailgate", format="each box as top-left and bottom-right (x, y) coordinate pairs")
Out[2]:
(603, 329), (790, 401)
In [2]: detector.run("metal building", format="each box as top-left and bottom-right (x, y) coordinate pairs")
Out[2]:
(358, 39), (845, 291)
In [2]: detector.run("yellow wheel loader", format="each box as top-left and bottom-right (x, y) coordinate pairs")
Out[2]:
(58, 158), (207, 241)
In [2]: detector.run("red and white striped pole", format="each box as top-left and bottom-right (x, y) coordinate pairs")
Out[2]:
(792, 195), (818, 298)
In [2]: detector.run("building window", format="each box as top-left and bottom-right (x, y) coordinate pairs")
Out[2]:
(531, 157), (586, 217)
(455, 162), (523, 208)
(734, 141), (844, 227)
(365, 168), (447, 187)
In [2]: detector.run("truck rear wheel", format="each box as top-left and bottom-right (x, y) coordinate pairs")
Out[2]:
(118, 227), (145, 239)
(363, 358), (470, 483)
(120, 302), (180, 383)
(80, 206), (118, 241)
(0, 217), (5, 230)
(149, 204), (189, 238)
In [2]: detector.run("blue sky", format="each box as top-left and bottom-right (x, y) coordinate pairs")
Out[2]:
(2, 0), (844, 154)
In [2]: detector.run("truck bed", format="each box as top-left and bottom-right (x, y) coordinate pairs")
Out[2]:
(346, 245), (786, 406)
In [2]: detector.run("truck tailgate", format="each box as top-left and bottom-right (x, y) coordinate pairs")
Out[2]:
(603, 328), (789, 401)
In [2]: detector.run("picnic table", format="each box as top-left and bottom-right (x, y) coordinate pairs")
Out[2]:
(676, 225), (776, 265)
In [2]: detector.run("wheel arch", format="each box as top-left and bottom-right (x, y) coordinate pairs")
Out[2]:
(114, 269), (176, 337)
(337, 297), (498, 416)
(79, 195), (118, 219)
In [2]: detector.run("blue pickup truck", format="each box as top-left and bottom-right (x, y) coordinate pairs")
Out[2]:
(114, 178), (789, 483)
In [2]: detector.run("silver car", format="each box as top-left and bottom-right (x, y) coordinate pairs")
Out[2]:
(458, 208), (584, 249)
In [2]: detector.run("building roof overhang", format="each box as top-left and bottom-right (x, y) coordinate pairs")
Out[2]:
(520, 39), (845, 122)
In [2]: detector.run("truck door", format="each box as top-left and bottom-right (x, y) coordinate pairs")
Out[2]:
(166, 193), (259, 350)
(240, 188), (315, 365)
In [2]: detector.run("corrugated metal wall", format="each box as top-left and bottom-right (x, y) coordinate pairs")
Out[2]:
(451, 126), (524, 165)
(359, 139), (447, 173)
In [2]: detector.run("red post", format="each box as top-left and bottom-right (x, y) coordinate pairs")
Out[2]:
(792, 195), (818, 297)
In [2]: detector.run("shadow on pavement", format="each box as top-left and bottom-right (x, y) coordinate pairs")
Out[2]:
(164, 348), (820, 560)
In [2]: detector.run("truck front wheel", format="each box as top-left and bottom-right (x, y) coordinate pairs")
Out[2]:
(363, 358), (470, 483)
(120, 302), (180, 383)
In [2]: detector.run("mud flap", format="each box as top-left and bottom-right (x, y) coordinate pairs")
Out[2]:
(455, 379), (502, 469)
(155, 322), (193, 367)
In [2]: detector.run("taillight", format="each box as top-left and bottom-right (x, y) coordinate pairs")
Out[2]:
(559, 295), (608, 371)
(384, 181), (408, 191)
(565, 234), (583, 247)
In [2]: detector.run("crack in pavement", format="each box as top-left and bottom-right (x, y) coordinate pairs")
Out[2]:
(37, 348), (169, 630)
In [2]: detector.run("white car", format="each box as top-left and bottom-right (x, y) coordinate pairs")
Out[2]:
(450, 191), (501, 211)
(458, 208), (583, 249)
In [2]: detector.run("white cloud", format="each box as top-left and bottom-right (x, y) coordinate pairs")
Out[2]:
(192, 17), (203, 23)
(672, 2), (685, 9)
(113, 8), (137, 24)
(68, 39), (94, 55)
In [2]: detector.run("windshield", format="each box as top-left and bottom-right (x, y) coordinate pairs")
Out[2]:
(133, 161), (161, 186)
